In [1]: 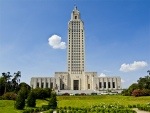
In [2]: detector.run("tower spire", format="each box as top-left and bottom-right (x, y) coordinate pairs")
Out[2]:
(74, 4), (77, 10)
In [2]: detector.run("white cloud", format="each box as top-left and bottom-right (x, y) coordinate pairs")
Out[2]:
(48, 34), (66, 49)
(99, 73), (107, 77)
(121, 79), (125, 83)
(120, 61), (148, 72)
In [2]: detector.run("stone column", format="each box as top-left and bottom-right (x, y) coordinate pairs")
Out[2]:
(33, 78), (36, 89)
(106, 78), (108, 89)
(111, 78), (113, 90)
(48, 78), (50, 88)
(39, 78), (41, 88)
(44, 78), (46, 88)
(115, 78), (117, 89)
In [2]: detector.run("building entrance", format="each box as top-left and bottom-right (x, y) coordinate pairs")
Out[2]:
(73, 80), (79, 90)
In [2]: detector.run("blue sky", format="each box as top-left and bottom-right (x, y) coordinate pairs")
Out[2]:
(0, 0), (150, 88)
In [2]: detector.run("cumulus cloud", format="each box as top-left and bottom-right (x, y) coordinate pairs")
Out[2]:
(121, 79), (125, 83)
(120, 61), (148, 72)
(48, 34), (66, 49)
(99, 73), (107, 77)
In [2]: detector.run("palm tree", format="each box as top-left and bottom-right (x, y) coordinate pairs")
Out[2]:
(2, 72), (12, 93)
(12, 71), (21, 92)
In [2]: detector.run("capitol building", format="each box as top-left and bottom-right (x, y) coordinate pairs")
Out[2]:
(30, 6), (122, 94)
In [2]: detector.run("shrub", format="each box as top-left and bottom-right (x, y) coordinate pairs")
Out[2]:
(2, 92), (17, 100)
(75, 93), (80, 96)
(22, 109), (34, 113)
(91, 93), (97, 95)
(46, 109), (53, 113)
(62, 93), (70, 96)
(81, 93), (86, 96)
(26, 91), (36, 107)
(42, 105), (50, 111)
(14, 89), (26, 110)
(48, 92), (57, 109)
(32, 88), (51, 99)
(0, 96), (3, 100)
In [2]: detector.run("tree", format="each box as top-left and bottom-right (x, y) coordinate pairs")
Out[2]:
(14, 88), (26, 110)
(11, 71), (21, 92)
(18, 82), (31, 91)
(48, 92), (57, 109)
(18, 82), (31, 98)
(2, 72), (12, 93)
(137, 76), (150, 89)
(0, 77), (5, 96)
(128, 83), (139, 95)
(26, 91), (36, 107)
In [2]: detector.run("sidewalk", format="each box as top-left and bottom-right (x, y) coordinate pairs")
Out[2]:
(132, 108), (150, 113)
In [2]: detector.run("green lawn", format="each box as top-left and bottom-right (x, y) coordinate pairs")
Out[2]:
(57, 95), (150, 107)
(0, 99), (47, 113)
(0, 95), (150, 113)
(0, 100), (22, 113)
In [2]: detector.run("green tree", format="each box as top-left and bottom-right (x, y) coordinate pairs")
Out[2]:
(27, 91), (36, 107)
(11, 71), (21, 92)
(14, 88), (26, 110)
(18, 82), (31, 91)
(0, 77), (5, 96)
(128, 83), (139, 95)
(138, 76), (150, 89)
(2, 72), (12, 93)
(48, 92), (57, 109)
(18, 82), (31, 98)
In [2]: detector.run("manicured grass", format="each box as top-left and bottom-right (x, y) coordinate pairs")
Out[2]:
(0, 99), (48, 113)
(1, 95), (150, 113)
(57, 95), (150, 107)
(0, 100), (22, 113)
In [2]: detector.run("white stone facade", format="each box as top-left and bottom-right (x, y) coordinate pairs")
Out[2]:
(30, 6), (122, 93)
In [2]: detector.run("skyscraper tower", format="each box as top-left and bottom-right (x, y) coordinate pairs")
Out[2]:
(67, 6), (85, 74)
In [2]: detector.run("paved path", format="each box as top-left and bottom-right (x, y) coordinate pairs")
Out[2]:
(132, 108), (150, 113)
(42, 109), (150, 113)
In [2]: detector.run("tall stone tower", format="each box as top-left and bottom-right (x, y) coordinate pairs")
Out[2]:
(67, 6), (85, 74)
(30, 6), (122, 93)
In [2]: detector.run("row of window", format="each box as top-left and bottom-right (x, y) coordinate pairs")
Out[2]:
(69, 45), (83, 47)
(99, 82), (116, 88)
(69, 31), (83, 34)
(36, 82), (53, 89)
(71, 71), (83, 74)
(68, 55), (84, 58)
(68, 66), (84, 69)
(69, 40), (84, 43)
(68, 58), (84, 60)
(69, 61), (81, 63)
(68, 50), (84, 52)
(69, 44), (84, 47)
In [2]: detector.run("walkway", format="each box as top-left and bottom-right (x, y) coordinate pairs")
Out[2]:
(132, 108), (150, 113)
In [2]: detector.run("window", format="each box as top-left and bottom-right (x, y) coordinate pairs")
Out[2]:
(104, 82), (106, 88)
(36, 82), (39, 88)
(99, 82), (102, 88)
(62, 84), (64, 90)
(113, 82), (115, 88)
(50, 82), (53, 89)
(108, 82), (111, 88)
(88, 84), (90, 89)
(46, 82), (48, 88)
(41, 82), (44, 88)
(75, 16), (77, 19)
